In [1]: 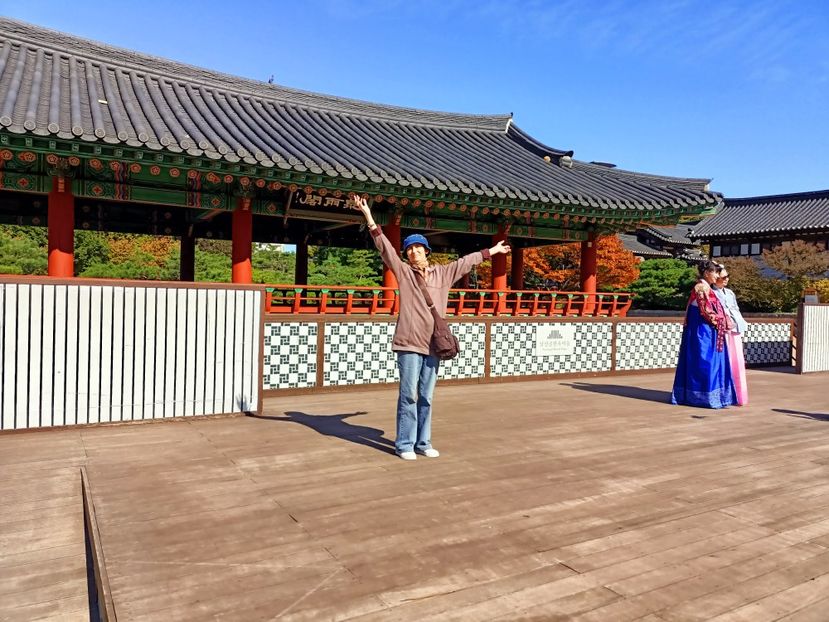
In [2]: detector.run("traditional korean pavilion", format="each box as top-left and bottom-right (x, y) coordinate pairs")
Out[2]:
(693, 190), (829, 259)
(0, 17), (721, 299)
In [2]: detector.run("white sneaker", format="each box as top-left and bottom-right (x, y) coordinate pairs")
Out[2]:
(397, 451), (417, 461)
(416, 448), (440, 458)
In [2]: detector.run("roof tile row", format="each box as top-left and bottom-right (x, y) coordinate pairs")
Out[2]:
(0, 18), (720, 215)
(692, 190), (829, 239)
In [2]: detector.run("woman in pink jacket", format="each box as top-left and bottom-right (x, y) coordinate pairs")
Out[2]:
(349, 194), (511, 460)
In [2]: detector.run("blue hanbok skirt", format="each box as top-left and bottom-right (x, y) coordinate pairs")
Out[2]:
(671, 306), (736, 409)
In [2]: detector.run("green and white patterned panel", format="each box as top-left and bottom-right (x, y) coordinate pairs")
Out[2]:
(440, 323), (486, 380)
(324, 322), (398, 386)
(743, 322), (791, 365)
(263, 322), (317, 389)
(490, 322), (612, 377)
(616, 322), (684, 370)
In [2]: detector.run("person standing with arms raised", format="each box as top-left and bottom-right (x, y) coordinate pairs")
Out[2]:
(348, 194), (511, 460)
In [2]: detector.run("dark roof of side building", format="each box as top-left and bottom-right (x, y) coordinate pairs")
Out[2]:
(618, 233), (673, 258)
(0, 18), (721, 215)
(692, 189), (829, 240)
(642, 223), (697, 246)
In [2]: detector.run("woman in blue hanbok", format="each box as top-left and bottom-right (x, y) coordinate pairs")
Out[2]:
(672, 261), (737, 409)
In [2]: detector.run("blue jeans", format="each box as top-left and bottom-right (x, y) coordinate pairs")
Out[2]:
(395, 352), (440, 453)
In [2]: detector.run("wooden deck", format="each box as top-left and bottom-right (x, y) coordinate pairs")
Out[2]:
(3, 368), (829, 621)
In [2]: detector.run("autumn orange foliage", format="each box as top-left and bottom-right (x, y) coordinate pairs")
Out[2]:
(524, 235), (639, 290)
(474, 235), (639, 290)
(108, 234), (177, 267)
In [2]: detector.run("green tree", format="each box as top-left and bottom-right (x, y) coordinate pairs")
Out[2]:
(0, 224), (48, 247)
(723, 242), (829, 312)
(629, 258), (697, 309)
(252, 245), (296, 284)
(74, 231), (110, 274)
(724, 257), (791, 312)
(308, 246), (383, 286)
(195, 248), (232, 282)
(0, 230), (47, 275)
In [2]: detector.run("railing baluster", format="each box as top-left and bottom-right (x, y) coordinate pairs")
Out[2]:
(292, 288), (302, 314)
(257, 284), (634, 317)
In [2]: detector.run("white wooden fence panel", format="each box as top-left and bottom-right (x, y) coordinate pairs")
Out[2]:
(52, 286), (67, 427)
(151, 289), (166, 419)
(221, 292), (235, 414)
(242, 290), (258, 411)
(88, 287), (103, 424)
(2, 285), (15, 431)
(173, 289), (187, 418)
(162, 289), (176, 418)
(28, 285), (43, 428)
(233, 291), (246, 413)
(213, 290), (227, 414)
(0, 282), (262, 431)
(109, 287), (123, 423)
(203, 289), (217, 416)
(193, 289), (207, 416)
(15, 285), (31, 428)
(801, 304), (829, 373)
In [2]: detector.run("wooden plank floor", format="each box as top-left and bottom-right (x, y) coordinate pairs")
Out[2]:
(3, 367), (829, 621)
(0, 432), (89, 621)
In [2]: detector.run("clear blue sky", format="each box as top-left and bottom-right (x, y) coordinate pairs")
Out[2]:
(3, 0), (827, 198)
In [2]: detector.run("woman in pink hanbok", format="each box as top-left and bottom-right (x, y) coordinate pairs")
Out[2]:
(713, 269), (748, 405)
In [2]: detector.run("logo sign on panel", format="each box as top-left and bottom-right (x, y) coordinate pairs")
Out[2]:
(535, 324), (576, 357)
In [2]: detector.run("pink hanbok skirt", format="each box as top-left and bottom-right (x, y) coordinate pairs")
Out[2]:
(726, 332), (748, 406)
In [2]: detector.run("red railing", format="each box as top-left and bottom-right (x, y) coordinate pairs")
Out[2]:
(265, 285), (633, 317)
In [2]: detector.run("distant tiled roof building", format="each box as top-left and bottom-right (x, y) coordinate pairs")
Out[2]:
(618, 233), (672, 259)
(619, 222), (703, 262)
(692, 190), (829, 259)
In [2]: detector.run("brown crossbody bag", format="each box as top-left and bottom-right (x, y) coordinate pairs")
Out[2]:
(413, 272), (460, 361)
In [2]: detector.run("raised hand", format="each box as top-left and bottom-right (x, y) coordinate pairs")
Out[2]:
(490, 240), (512, 255)
(348, 193), (370, 213)
(348, 193), (377, 229)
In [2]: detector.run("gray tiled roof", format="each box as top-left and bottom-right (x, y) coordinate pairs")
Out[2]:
(643, 223), (697, 246)
(618, 233), (672, 258)
(0, 18), (721, 214)
(692, 190), (829, 239)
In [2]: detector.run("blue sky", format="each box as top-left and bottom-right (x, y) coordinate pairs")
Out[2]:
(2, 0), (827, 198)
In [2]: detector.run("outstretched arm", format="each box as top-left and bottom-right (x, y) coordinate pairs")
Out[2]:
(445, 239), (511, 284)
(347, 193), (403, 275)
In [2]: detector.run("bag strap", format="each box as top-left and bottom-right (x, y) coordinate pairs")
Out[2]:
(413, 270), (443, 322)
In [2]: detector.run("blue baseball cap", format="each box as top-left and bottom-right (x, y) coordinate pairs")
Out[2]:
(402, 233), (431, 253)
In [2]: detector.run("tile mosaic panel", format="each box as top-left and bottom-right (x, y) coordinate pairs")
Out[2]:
(439, 323), (486, 380)
(323, 322), (398, 386)
(263, 322), (317, 389)
(743, 322), (791, 365)
(616, 322), (684, 370)
(490, 322), (612, 377)
(322, 322), (487, 386)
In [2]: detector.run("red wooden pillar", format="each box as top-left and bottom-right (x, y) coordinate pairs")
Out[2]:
(491, 229), (508, 290)
(47, 176), (75, 277)
(231, 198), (253, 284)
(180, 228), (195, 282)
(295, 237), (309, 285)
(383, 221), (401, 299)
(580, 232), (598, 314)
(511, 246), (524, 291)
